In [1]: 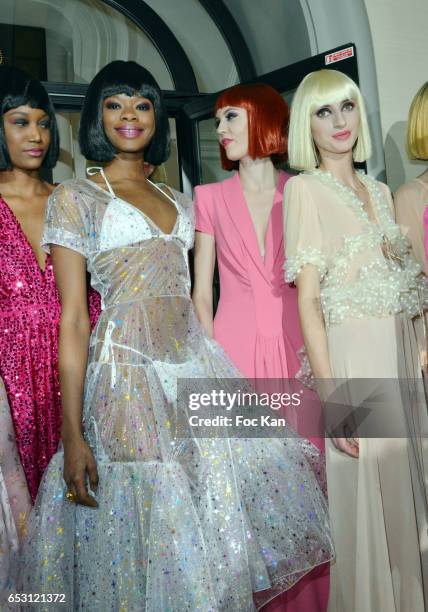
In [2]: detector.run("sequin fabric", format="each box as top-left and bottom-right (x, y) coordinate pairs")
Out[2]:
(0, 196), (101, 503)
(21, 179), (333, 611)
(285, 171), (428, 327)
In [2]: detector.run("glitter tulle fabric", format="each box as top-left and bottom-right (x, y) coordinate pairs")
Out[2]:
(0, 377), (31, 607)
(21, 178), (333, 611)
(0, 196), (101, 503)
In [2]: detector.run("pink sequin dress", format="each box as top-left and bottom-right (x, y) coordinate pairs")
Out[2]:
(0, 195), (101, 502)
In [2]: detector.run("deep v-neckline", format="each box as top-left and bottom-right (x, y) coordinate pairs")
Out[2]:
(0, 195), (48, 274)
(236, 171), (285, 263)
(87, 175), (180, 237)
(309, 169), (383, 228)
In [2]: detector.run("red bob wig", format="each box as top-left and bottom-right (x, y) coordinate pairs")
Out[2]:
(215, 83), (289, 171)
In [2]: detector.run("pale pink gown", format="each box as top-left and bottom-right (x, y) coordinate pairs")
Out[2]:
(195, 170), (329, 612)
(424, 206), (428, 264)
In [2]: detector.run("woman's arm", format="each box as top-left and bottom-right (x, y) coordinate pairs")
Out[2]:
(192, 231), (216, 337)
(296, 265), (359, 458)
(395, 183), (426, 273)
(296, 266), (331, 379)
(51, 244), (98, 507)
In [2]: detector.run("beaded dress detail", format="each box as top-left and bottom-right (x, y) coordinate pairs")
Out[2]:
(285, 171), (428, 327)
(21, 175), (333, 611)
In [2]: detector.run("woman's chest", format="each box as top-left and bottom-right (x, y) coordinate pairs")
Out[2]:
(88, 196), (192, 253)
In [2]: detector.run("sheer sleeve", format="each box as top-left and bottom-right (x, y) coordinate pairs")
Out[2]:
(283, 175), (327, 282)
(395, 182), (426, 273)
(171, 187), (193, 215)
(194, 185), (215, 236)
(42, 182), (91, 257)
(379, 181), (395, 218)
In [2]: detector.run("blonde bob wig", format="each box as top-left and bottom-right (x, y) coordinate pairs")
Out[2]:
(406, 82), (428, 160)
(288, 69), (372, 171)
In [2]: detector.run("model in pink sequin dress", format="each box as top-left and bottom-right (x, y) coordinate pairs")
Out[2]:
(0, 67), (101, 504)
(0, 196), (100, 503)
(0, 196), (62, 503)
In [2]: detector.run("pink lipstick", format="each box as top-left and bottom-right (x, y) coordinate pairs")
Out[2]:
(221, 138), (233, 148)
(115, 127), (143, 139)
(333, 130), (351, 140)
(25, 149), (44, 157)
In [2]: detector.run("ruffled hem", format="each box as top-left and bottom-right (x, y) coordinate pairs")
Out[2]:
(22, 441), (333, 611)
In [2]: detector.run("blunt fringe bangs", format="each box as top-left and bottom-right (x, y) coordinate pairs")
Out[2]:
(0, 65), (59, 169)
(79, 60), (170, 164)
(406, 82), (428, 160)
(288, 69), (372, 171)
(215, 83), (289, 171)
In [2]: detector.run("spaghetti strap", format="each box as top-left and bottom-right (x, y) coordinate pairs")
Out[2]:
(148, 180), (177, 207)
(87, 166), (116, 197)
(86, 168), (177, 212)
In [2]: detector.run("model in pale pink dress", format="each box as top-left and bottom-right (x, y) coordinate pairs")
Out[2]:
(424, 205), (428, 263)
(396, 80), (428, 272)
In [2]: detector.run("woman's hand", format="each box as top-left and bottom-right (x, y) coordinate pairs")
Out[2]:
(331, 436), (359, 458)
(63, 436), (99, 507)
(51, 245), (97, 506)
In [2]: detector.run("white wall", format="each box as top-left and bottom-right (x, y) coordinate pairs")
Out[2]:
(227, 0), (312, 73)
(302, 0), (384, 179)
(227, 0), (385, 179)
(363, 0), (428, 192)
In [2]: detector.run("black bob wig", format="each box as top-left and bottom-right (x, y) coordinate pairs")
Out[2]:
(0, 65), (59, 170)
(79, 60), (170, 165)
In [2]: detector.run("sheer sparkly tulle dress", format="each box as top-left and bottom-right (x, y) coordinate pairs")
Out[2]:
(21, 174), (333, 611)
(0, 377), (31, 608)
(0, 195), (101, 502)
